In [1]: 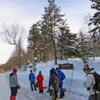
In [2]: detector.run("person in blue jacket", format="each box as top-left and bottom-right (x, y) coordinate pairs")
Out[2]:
(29, 70), (37, 91)
(56, 67), (65, 98)
(56, 68), (63, 89)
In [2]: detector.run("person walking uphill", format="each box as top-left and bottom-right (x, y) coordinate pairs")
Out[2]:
(9, 68), (20, 100)
(29, 70), (37, 91)
(83, 64), (100, 100)
(36, 71), (43, 93)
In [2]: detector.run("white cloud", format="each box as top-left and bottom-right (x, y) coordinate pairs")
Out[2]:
(0, 42), (15, 64)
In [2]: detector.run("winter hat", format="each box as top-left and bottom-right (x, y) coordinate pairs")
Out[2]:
(52, 69), (55, 74)
(56, 67), (59, 70)
(13, 68), (17, 73)
(83, 64), (90, 71)
(30, 70), (32, 72)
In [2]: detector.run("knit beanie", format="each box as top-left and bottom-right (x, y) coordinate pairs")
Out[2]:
(30, 70), (32, 72)
(13, 68), (17, 73)
(56, 67), (59, 70)
(83, 64), (89, 70)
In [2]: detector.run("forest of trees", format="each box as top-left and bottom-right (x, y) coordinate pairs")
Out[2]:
(0, 0), (100, 71)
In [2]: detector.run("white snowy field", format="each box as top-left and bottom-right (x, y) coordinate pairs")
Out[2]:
(1, 57), (100, 100)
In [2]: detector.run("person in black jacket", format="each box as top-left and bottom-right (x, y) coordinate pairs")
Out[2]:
(9, 68), (20, 100)
(49, 70), (59, 100)
(50, 68), (57, 76)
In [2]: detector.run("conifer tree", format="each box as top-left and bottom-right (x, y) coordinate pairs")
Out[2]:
(76, 31), (92, 63)
(58, 21), (78, 59)
(28, 23), (40, 60)
(39, 22), (53, 62)
(41, 0), (66, 64)
(89, 0), (100, 52)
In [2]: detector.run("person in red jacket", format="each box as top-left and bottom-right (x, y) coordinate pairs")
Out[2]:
(36, 71), (44, 93)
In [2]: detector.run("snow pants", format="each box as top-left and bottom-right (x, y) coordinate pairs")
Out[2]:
(59, 84), (63, 89)
(10, 87), (18, 96)
(37, 81), (43, 90)
(30, 81), (36, 90)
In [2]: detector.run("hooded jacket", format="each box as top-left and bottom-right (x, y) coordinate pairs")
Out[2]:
(29, 73), (35, 82)
(56, 69), (63, 84)
(49, 74), (59, 91)
(36, 74), (43, 90)
(84, 68), (100, 95)
(9, 72), (19, 88)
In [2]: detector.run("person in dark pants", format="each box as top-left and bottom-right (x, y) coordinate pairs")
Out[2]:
(29, 70), (37, 91)
(50, 68), (57, 76)
(56, 68), (63, 89)
(56, 67), (65, 98)
(9, 68), (20, 100)
(83, 64), (100, 100)
(49, 70), (59, 100)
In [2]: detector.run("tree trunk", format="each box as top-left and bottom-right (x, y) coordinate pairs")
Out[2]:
(51, 35), (57, 65)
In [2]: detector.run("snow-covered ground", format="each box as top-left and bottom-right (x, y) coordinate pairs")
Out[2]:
(1, 57), (100, 100)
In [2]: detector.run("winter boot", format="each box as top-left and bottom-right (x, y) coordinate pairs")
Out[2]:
(10, 95), (12, 100)
(41, 90), (43, 93)
(31, 88), (33, 91)
(59, 89), (63, 98)
(56, 97), (59, 100)
(12, 96), (16, 100)
(35, 88), (37, 91)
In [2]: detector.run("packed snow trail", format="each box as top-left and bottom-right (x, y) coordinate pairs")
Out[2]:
(0, 73), (88, 100)
(17, 74), (49, 100)
(17, 73), (87, 100)
(0, 73), (10, 100)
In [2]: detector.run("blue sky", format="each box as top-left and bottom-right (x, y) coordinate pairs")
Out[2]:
(0, 0), (96, 64)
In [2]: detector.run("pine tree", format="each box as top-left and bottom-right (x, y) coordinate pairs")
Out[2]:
(76, 31), (93, 63)
(28, 23), (40, 60)
(89, 0), (100, 53)
(41, 0), (66, 64)
(57, 21), (78, 59)
(39, 22), (53, 62)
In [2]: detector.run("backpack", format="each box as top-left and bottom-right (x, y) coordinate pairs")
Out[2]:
(89, 72), (100, 91)
(61, 72), (66, 80)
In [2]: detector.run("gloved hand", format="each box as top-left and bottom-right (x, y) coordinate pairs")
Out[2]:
(18, 85), (20, 89)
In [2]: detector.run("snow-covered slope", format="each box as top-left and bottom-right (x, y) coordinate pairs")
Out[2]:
(2, 57), (100, 100)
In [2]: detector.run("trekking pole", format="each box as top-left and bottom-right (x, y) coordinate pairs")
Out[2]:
(69, 70), (74, 92)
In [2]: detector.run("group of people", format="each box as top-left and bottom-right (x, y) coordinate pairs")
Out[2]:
(9, 67), (64, 100)
(9, 68), (44, 100)
(29, 67), (65, 100)
(49, 67), (65, 100)
(29, 70), (43, 93)
(9, 64), (100, 100)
